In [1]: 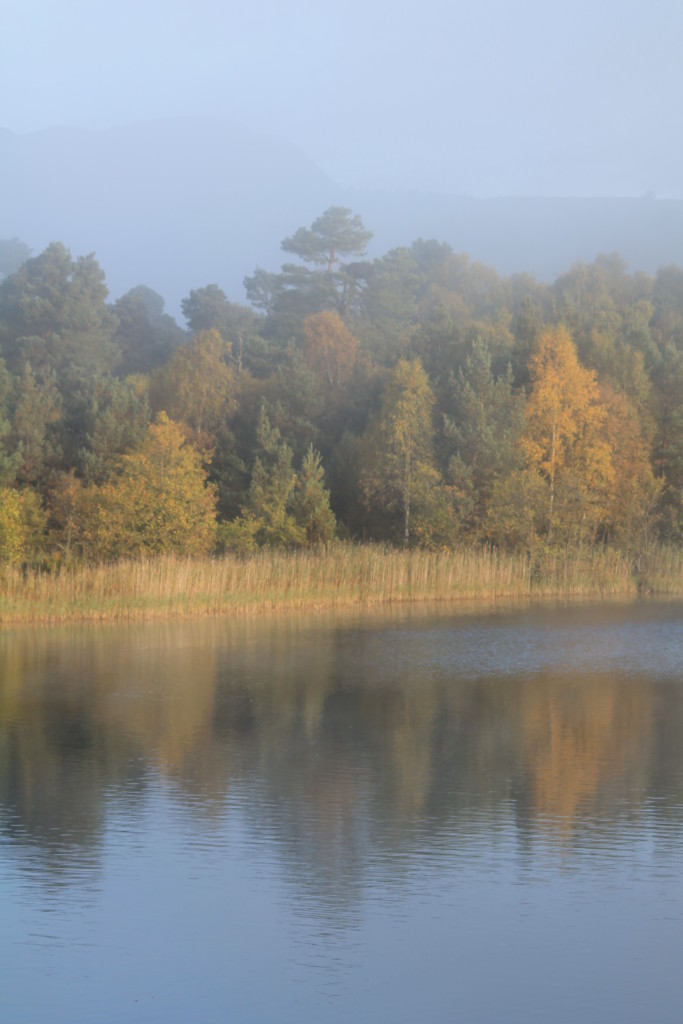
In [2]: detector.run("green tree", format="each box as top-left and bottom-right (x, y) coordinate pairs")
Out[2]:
(78, 376), (151, 484)
(244, 208), (372, 337)
(360, 358), (456, 545)
(292, 445), (336, 545)
(241, 408), (304, 547)
(10, 363), (62, 489)
(358, 247), (423, 362)
(0, 358), (21, 485)
(266, 347), (325, 461)
(244, 263), (340, 340)
(0, 242), (119, 379)
(485, 468), (548, 552)
(650, 343), (683, 539)
(281, 206), (372, 272)
(443, 339), (525, 537)
(651, 265), (683, 352)
(112, 285), (185, 375)
(47, 470), (93, 560)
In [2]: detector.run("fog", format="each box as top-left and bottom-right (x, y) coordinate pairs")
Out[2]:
(2, 0), (682, 312)
(3, 0), (682, 198)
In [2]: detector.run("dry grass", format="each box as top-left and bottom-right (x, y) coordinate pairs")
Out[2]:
(1, 542), (682, 625)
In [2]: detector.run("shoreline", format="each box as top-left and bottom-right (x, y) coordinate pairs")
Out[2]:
(1, 544), (682, 627)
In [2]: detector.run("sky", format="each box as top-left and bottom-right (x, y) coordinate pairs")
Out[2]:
(2, 0), (682, 197)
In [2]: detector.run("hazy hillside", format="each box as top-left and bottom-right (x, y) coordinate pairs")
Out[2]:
(3, 118), (683, 316)
(351, 190), (683, 283)
(1, 119), (341, 314)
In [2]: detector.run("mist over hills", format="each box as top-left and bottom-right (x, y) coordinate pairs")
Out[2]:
(3, 118), (683, 319)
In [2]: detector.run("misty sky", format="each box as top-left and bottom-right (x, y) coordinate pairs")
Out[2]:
(2, 0), (682, 197)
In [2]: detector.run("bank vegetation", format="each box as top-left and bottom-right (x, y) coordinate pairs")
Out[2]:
(1, 543), (682, 625)
(2, 210), (683, 623)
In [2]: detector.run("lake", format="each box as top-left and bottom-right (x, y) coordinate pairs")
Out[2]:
(2, 599), (683, 1023)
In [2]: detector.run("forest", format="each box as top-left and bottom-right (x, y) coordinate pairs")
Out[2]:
(1, 206), (683, 567)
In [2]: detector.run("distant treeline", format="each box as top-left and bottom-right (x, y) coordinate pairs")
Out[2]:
(1, 205), (683, 565)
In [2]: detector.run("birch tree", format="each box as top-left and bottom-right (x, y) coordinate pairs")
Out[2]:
(523, 325), (612, 544)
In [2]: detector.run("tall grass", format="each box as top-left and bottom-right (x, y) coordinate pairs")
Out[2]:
(1, 543), (682, 625)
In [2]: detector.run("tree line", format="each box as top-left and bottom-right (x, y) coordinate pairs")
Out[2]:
(0, 206), (682, 563)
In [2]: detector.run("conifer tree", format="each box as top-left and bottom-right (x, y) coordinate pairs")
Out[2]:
(292, 445), (336, 545)
(235, 407), (304, 548)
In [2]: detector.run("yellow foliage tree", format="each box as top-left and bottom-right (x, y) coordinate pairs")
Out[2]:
(600, 387), (662, 548)
(0, 488), (25, 563)
(88, 413), (217, 559)
(523, 326), (613, 545)
(0, 487), (47, 563)
(154, 329), (235, 455)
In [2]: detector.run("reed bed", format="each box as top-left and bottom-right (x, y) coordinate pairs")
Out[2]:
(1, 542), (683, 625)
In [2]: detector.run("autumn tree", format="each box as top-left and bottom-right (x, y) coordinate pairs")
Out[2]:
(360, 358), (456, 546)
(302, 311), (359, 388)
(87, 413), (217, 559)
(0, 486), (47, 563)
(600, 386), (661, 548)
(522, 325), (613, 545)
(0, 488), (26, 563)
(181, 285), (262, 376)
(153, 328), (236, 456)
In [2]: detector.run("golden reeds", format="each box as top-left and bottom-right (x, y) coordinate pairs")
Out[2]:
(1, 543), (682, 625)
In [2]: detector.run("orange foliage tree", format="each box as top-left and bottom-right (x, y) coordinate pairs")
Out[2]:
(302, 311), (359, 388)
(522, 325), (613, 545)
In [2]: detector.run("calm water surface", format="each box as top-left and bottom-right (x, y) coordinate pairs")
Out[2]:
(1, 600), (683, 1023)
